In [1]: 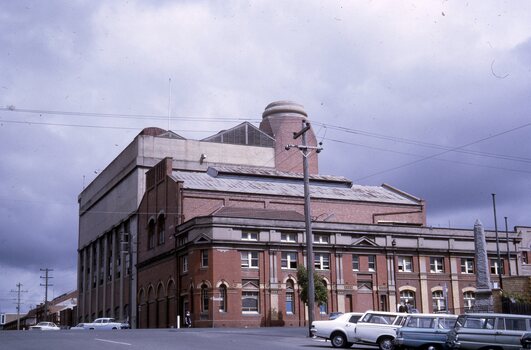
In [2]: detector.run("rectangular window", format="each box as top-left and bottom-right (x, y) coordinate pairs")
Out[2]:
(241, 231), (258, 241)
(314, 253), (330, 270)
(313, 234), (329, 244)
(242, 291), (259, 312)
(201, 250), (208, 268)
(461, 258), (474, 274)
(319, 303), (328, 314)
(242, 279), (260, 313)
(368, 255), (376, 272)
(182, 255), (188, 273)
(430, 257), (444, 273)
(281, 252), (297, 269)
(490, 259), (504, 275)
(281, 232), (297, 242)
(502, 318), (527, 331)
(352, 255), (359, 271)
(240, 251), (259, 268)
(398, 256), (412, 272)
(286, 292), (294, 314)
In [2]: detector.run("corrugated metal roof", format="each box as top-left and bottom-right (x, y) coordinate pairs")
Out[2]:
(209, 166), (352, 185)
(212, 207), (305, 221)
(170, 170), (420, 205)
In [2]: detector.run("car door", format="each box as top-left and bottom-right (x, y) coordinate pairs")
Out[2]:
(495, 317), (529, 350)
(346, 314), (361, 340)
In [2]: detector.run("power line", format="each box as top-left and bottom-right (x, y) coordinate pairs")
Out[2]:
(354, 122), (531, 181)
(325, 137), (531, 176)
(0, 106), (261, 123)
(0, 119), (218, 133)
(313, 121), (531, 164)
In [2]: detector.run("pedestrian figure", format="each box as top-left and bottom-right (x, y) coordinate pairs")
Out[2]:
(405, 301), (412, 313)
(184, 311), (192, 328)
(398, 302), (406, 313)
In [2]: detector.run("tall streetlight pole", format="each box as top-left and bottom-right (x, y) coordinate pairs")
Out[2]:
(491, 194), (503, 289)
(392, 239), (398, 311)
(286, 121), (322, 337)
(504, 217), (511, 276)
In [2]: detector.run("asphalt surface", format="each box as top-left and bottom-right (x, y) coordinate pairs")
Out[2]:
(0, 327), (382, 350)
(0, 327), (379, 350)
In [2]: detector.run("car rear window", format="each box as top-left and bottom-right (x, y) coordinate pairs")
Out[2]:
(498, 318), (527, 331)
(349, 315), (361, 323)
(362, 314), (396, 325)
(437, 318), (456, 329)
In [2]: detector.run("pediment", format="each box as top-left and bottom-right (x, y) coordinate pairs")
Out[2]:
(351, 236), (379, 247)
(194, 234), (211, 244)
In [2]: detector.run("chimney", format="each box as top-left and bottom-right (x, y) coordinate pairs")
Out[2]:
(259, 101), (319, 174)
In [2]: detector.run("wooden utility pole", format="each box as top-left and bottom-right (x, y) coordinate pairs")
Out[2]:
(10, 283), (28, 330)
(40, 268), (53, 321)
(286, 121), (323, 337)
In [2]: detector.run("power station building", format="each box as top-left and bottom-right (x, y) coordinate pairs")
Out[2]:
(77, 101), (528, 328)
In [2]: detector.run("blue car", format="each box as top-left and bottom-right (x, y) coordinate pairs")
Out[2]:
(394, 313), (457, 350)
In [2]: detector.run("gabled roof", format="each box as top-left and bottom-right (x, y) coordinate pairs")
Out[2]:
(138, 127), (185, 139)
(170, 168), (421, 205)
(202, 122), (274, 147)
(211, 206), (305, 221)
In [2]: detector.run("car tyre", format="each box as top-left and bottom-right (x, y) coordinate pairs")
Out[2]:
(378, 337), (394, 350)
(424, 345), (441, 350)
(330, 332), (348, 348)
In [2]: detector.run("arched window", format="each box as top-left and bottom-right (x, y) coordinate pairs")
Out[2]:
(400, 290), (416, 309)
(286, 280), (295, 314)
(463, 291), (475, 311)
(157, 215), (165, 245)
(219, 285), (227, 312)
(319, 280), (328, 314)
(148, 220), (155, 249)
(201, 284), (209, 313)
(432, 290), (446, 312)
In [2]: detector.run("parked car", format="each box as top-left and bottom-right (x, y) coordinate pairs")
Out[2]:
(394, 313), (457, 350)
(329, 312), (344, 320)
(83, 317), (128, 330)
(30, 322), (60, 331)
(446, 313), (531, 350)
(353, 311), (407, 350)
(521, 332), (531, 349)
(69, 323), (86, 330)
(311, 312), (363, 348)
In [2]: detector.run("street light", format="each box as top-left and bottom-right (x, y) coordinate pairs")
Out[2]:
(392, 239), (398, 311)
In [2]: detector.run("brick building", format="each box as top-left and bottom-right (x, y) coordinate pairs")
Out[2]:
(77, 100), (527, 328)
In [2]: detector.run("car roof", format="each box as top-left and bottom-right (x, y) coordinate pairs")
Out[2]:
(459, 313), (531, 318)
(361, 310), (407, 316)
(407, 313), (458, 318)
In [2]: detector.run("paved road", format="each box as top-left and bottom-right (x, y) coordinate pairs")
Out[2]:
(0, 327), (380, 350)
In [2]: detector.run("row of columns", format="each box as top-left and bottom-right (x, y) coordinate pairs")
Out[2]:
(78, 218), (137, 326)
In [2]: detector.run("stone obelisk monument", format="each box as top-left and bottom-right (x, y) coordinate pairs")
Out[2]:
(472, 220), (493, 312)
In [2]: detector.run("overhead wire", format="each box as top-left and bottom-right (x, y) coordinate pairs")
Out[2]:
(354, 121), (531, 181)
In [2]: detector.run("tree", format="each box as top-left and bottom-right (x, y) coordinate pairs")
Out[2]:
(296, 266), (328, 307)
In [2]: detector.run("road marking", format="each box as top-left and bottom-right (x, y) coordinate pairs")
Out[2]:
(95, 338), (132, 346)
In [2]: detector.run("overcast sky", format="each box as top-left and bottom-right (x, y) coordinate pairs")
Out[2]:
(1, 1), (530, 314)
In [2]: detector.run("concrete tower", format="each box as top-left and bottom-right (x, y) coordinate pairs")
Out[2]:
(259, 101), (319, 174)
